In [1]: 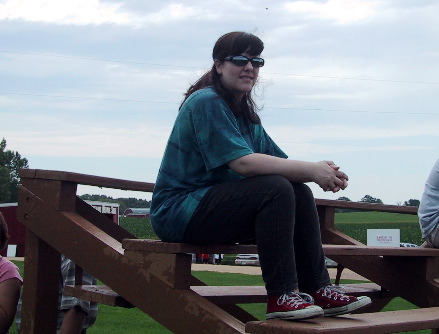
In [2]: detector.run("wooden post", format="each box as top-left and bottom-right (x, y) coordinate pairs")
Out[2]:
(20, 231), (60, 333)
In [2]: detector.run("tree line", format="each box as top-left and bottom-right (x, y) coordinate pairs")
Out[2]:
(79, 194), (151, 215)
(337, 195), (420, 207)
(0, 137), (421, 208)
(0, 138), (29, 203)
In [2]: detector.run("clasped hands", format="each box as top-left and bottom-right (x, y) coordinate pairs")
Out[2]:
(314, 160), (348, 193)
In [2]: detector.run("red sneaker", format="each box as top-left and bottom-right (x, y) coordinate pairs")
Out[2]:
(311, 285), (372, 316)
(266, 292), (324, 320)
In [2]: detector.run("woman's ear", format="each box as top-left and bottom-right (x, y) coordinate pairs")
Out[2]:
(214, 59), (222, 75)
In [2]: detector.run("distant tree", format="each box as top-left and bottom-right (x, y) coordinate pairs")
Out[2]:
(360, 194), (383, 204)
(80, 194), (114, 202)
(337, 196), (351, 202)
(79, 194), (151, 215)
(403, 199), (420, 207)
(0, 138), (29, 203)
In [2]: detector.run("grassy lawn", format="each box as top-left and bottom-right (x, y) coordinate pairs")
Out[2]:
(10, 210), (429, 333)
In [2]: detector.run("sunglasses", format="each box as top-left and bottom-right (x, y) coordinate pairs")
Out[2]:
(223, 55), (265, 68)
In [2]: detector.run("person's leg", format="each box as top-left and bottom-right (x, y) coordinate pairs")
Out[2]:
(289, 183), (330, 293)
(183, 174), (298, 296)
(184, 175), (325, 320)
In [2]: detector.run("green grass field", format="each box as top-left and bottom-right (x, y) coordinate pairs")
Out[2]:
(120, 211), (423, 245)
(11, 211), (428, 333)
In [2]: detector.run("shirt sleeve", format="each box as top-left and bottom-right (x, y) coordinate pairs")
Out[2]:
(258, 126), (288, 158)
(190, 94), (254, 171)
(419, 159), (439, 237)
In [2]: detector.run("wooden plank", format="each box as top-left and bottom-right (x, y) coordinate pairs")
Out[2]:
(122, 238), (258, 254)
(323, 244), (439, 257)
(192, 284), (385, 305)
(64, 285), (134, 308)
(63, 283), (387, 308)
(315, 199), (418, 214)
(245, 307), (439, 334)
(20, 169), (155, 192)
(122, 239), (439, 257)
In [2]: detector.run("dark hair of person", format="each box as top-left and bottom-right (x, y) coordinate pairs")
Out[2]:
(0, 213), (10, 251)
(181, 31), (264, 124)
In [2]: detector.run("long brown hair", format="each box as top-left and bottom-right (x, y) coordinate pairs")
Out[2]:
(181, 32), (264, 124)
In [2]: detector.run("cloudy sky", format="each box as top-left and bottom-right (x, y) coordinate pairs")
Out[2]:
(1, 0), (438, 204)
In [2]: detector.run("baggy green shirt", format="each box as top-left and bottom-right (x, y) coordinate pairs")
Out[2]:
(151, 87), (287, 242)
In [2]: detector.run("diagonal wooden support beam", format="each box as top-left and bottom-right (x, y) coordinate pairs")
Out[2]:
(18, 185), (247, 333)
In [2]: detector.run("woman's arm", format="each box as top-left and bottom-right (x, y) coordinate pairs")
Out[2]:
(228, 153), (348, 192)
(0, 278), (21, 333)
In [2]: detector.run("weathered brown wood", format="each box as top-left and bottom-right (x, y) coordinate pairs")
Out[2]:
(191, 283), (387, 305)
(17, 169), (439, 334)
(75, 197), (134, 242)
(245, 307), (439, 334)
(19, 168), (155, 192)
(64, 285), (134, 308)
(122, 238), (258, 254)
(330, 254), (439, 307)
(323, 244), (439, 256)
(19, 179), (77, 211)
(315, 198), (418, 214)
(122, 239), (439, 257)
(63, 283), (389, 309)
(18, 186), (246, 334)
(20, 230), (60, 334)
(123, 251), (192, 289)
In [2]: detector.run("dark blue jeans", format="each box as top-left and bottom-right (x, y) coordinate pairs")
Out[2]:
(183, 175), (330, 296)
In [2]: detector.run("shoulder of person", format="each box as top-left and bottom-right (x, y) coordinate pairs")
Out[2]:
(185, 87), (222, 106)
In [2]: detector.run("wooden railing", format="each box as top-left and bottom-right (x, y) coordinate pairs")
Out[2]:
(16, 169), (439, 333)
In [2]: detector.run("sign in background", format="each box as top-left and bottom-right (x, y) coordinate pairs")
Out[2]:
(367, 229), (400, 247)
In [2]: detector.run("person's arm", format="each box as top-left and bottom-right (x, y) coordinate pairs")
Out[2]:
(228, 153), (348, 192)
(59, 306), (87, 334)
(0, 278), (21, 333)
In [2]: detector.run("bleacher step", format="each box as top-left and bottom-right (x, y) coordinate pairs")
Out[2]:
(65, 283), (385, 307)
(245, 307), (439, 334)
(64, 285), (134, 308)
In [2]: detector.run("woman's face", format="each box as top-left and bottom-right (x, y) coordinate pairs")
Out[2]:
(215, 51), (261, 100)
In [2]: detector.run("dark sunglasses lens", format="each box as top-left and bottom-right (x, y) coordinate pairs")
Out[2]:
(232, 58), (249, 66)
(251, 58), (264, 67)
(228, 56), (264, 67)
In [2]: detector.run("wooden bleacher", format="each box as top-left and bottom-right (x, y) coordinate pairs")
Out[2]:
(16, 169), (439, 333)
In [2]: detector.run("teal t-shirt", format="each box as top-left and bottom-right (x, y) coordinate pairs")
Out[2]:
(150, 87), (288, 242)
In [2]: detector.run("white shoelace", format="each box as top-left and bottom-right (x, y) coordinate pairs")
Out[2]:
(320, 285), (351, 301)
(277, 292), (314, 308)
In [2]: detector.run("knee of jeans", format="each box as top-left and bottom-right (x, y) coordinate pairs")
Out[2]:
(292, 182), (314, 200)
(257, 175), (295, 200)
(269, 175), (294, 191)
